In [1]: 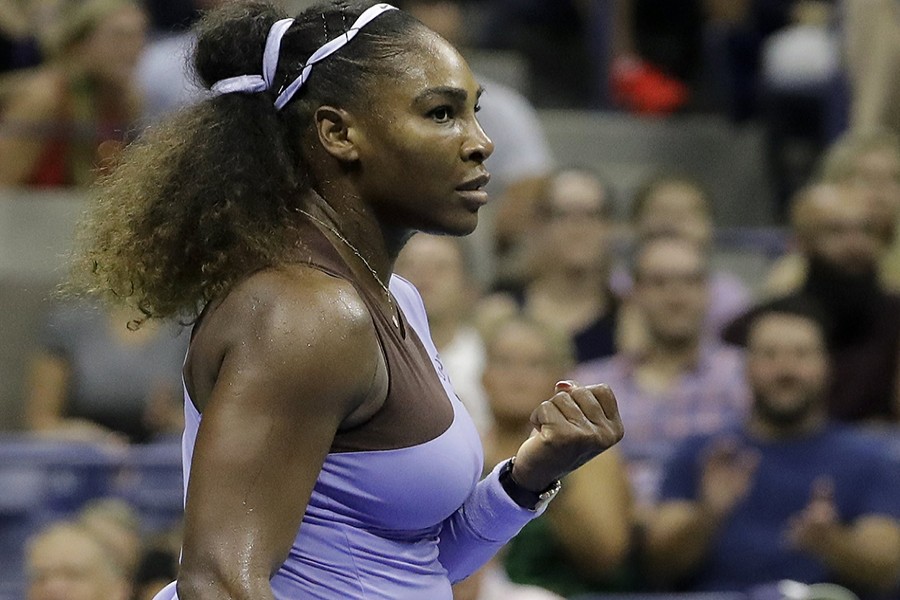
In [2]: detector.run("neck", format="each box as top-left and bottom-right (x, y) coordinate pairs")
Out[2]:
(301, 190), (399, 288)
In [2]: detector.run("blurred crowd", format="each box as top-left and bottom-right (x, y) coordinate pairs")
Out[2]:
(1, 0), (899, 599)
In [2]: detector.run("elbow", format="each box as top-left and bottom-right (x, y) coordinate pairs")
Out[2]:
(176, 561), (269, 600)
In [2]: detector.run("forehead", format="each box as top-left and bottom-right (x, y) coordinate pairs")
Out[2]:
(748, 314), (823, 348)
(637, 240), (705, 274)
(489, 322), (549, 354)
(29, 529), (104, 567)
(376, 29), (477, 103)
(547, 171), (607, 210)
(644, 182), (706, 215)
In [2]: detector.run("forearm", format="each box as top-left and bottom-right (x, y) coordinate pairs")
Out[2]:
(437, 461), (542, 583)
(810, 517), (900, 592)
(643, 502), (723, 584)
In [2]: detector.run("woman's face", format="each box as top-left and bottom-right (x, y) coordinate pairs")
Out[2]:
(349, 30), (494, 237)
(482, 321), (564, 425)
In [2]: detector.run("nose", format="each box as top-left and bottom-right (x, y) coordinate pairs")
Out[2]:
(461, 118), (494, 164)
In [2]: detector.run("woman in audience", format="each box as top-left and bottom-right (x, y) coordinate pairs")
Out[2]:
(0, 0), (147, 187)
(615, 173), (751, 348)
(479, 313), (636, 596)
(481, 167), (623, 364)
(25, 302), (188, 444)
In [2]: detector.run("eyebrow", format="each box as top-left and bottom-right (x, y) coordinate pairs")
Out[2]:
(414, 85), (485, 105)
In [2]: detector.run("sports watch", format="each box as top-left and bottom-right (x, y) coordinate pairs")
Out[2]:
(498, 456), (562, 512)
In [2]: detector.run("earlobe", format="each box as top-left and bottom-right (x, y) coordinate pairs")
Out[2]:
(314, 106), (360, 162)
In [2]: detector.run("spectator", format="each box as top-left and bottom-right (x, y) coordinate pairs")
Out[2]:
(575, 236), (749, 511)
(766, 130), (900, 293)
(644, 296), (900, 596)
(25, 301), (188, 444)
(77, 498), (143, 578)
(615, 173), (752, 347)
(481, 167), (621, 364)
(479, 314), (635, 596)
(395, 233), (491, 433)
(0, 0), (148, 187)
(824, 130), (900, 289)
(746, 182), (900, 423)
(25, 521), (131, 600)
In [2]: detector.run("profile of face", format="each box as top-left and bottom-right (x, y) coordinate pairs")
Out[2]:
(75, 4), (148, 86)
(797, 184), (881, 275)
(482, 319), (568, 425)
(27, 524), (130, 600)
(633, 238), (709, 346)
(746, 313), (828, 426)
(346, 28), (493, 237)
(635, 180), (712, 247)
(533, 169), (612, 274)
(394, 234), (473, 322)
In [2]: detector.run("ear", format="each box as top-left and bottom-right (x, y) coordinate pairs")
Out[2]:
(314, 105), (360, 163)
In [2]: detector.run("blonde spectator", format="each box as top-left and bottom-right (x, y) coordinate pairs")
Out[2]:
(480, 314), (635, 596)
(26, 521), (131, 600)
(0, 0), (147, 187)
(765, 130), (900, 296)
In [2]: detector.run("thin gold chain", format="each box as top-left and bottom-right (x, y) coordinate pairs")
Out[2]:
(298, 209), (400, 328)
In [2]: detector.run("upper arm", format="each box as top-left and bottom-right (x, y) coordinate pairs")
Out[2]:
(179, 271), (384, 595)
(0, 72), (60, 185)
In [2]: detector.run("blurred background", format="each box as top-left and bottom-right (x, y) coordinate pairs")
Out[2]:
(1, 1), (898, 599)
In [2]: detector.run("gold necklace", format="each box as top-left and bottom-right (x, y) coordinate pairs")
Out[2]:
(298, 209), (400, 329)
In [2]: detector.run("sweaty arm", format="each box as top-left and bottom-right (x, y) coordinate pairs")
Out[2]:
(176, 270), (384, 600)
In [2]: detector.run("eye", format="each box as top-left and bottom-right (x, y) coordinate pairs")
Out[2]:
(429, 106), (453, 123)
(474, 104), (481, 113)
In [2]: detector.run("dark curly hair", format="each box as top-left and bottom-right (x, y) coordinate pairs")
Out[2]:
(67, 0), (424, 322)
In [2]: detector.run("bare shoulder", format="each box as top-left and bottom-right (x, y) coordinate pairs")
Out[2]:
(187, 264), (382, 416)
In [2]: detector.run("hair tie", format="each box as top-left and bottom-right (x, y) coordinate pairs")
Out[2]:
(210, 3), (398, 110)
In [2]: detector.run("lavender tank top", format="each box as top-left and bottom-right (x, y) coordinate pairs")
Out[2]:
(153, 226), (484, 599)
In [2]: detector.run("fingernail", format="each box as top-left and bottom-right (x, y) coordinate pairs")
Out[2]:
(555, 380), (573, 391)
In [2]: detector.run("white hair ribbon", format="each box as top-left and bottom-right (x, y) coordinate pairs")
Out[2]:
(210, 4), (398, 111)
(211, 17), (295, 95)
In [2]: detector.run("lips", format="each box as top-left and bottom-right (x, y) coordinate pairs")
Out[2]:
(456, 173), (491, 191)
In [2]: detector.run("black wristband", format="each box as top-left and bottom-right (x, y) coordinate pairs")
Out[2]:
(498, 458), (560, 511)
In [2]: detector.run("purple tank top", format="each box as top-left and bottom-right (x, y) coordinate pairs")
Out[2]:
(156, 221), (484, 599)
